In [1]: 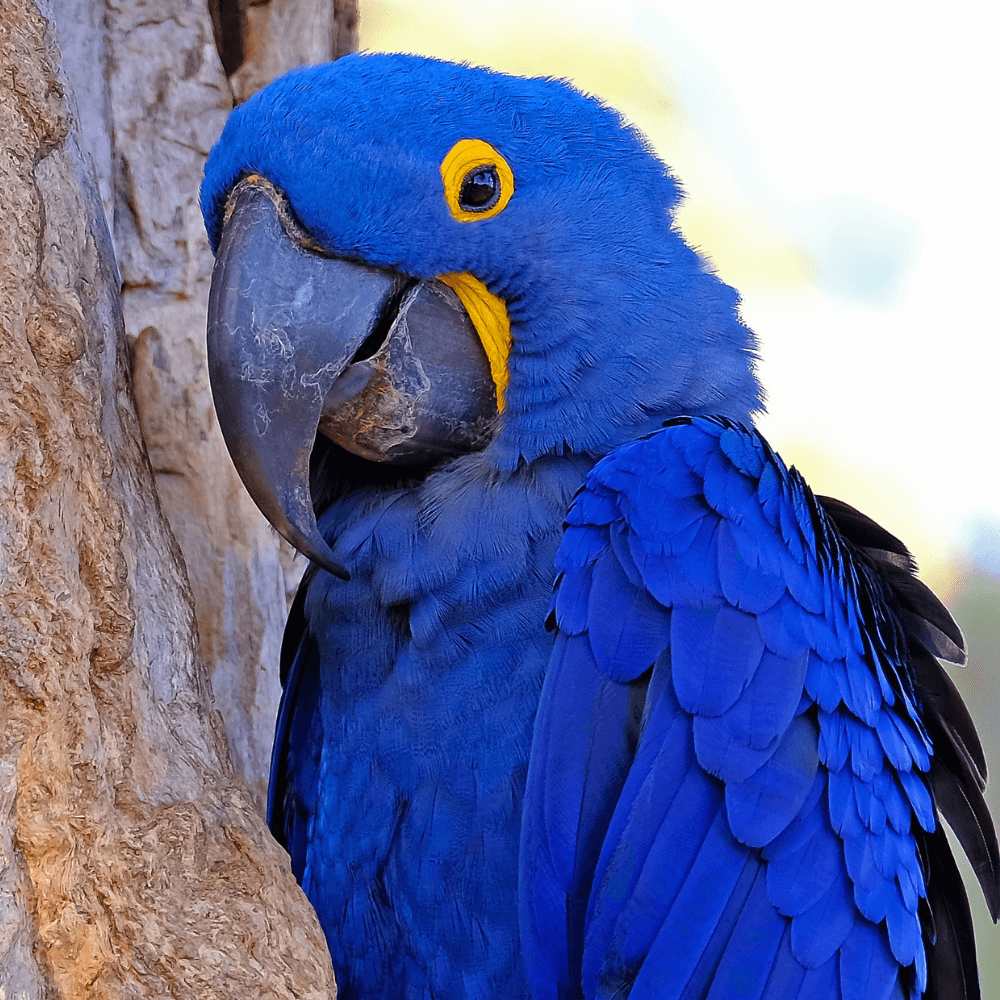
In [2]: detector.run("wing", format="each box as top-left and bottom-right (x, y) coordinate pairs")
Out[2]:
(520, 415), (999, 1000)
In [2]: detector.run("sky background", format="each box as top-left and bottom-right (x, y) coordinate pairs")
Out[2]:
(361, 0), (1000, 983)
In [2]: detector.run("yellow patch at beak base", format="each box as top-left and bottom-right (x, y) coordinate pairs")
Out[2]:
(439, 272), (511, 412)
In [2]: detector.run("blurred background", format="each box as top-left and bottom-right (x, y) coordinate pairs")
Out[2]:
(361, 0), (1000, 986)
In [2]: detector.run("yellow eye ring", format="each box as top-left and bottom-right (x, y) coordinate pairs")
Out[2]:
(440, 139), (514, 222)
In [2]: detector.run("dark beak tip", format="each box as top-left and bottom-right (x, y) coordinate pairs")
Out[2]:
(276, 516), (351, 581)
(292, 535), (351, 581)
(325, 560), (352, 583)
(310, 544), (351, 581)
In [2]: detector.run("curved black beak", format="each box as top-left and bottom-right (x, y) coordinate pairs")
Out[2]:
(207, 177), (496, 579)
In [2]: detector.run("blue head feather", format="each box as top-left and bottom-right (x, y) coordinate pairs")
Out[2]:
(202, 53), (763, 470)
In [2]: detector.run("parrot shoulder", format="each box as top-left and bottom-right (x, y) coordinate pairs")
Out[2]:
(521, 415), (998, 1000)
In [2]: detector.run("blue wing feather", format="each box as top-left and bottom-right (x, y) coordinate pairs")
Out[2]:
(519, 629), (643, 995)
(610, 807), (754, 999)
(702, 868), (788, 1000)
(790, 868), (856, 967)
(671, 603), (766, 717)
(269, 573), (323, 885)
(588, 548), (672, 682)
(521, 416), (984, 1000)
(680, 858), (766, 1000)
(724, 714), (819, 849)
(757, 928), (808, 1000)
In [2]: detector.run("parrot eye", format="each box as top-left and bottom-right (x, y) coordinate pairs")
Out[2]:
(459, 167), (501, 212)
(440, 139), (515, 222)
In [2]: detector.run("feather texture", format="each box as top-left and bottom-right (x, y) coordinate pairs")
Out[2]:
(522, 417), (995, 1000)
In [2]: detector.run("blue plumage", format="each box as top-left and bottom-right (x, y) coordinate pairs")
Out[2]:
(201, 53), (996, 1000)
(523, 416), (991, 1000)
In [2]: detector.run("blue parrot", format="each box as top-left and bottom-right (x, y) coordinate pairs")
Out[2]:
(200, 54), (999, 1000)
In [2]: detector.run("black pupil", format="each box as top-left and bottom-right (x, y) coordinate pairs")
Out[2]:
(459, 167), (499, 211)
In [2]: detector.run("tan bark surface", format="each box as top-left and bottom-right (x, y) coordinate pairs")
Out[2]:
(0, 0), (342, 995)
(106, 0), (296, 813)
(232, 0), (359, 103)
(48, 0), (358, 812)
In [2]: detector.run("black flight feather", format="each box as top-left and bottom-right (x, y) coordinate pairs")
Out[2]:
(919, 824), (982, 1000)
(816, 493), (999, 993)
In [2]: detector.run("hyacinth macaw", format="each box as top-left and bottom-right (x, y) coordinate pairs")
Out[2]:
(200, 54), (998, 1000)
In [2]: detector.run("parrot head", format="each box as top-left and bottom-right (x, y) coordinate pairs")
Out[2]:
(201, 53), (762, 577)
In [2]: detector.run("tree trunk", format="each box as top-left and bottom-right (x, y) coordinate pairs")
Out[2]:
(51, 0), (358, 812)
(0, 0), (354, 995)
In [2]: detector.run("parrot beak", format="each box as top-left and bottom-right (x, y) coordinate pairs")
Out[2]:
(207, 177), (497, 579)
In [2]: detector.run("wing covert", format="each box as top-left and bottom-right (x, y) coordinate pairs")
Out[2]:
(520, 416), (995, 1000)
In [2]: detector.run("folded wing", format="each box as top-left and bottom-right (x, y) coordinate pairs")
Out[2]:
(520, 416), (998, 1000)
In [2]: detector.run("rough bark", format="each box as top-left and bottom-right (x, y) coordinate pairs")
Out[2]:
(105, 0), (294, 814)
(0, 0), (345, 996)
(231, 0), (359, 104)
(49, 0), (358, 813)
